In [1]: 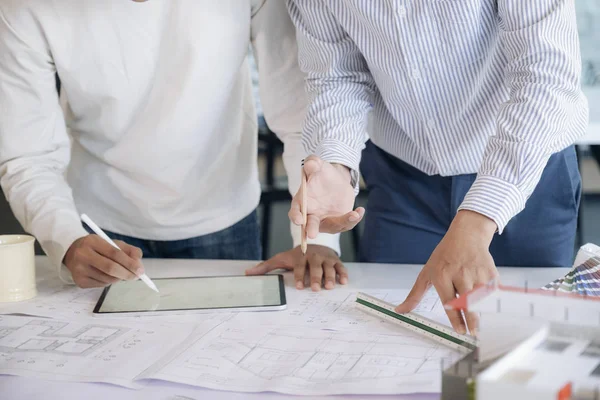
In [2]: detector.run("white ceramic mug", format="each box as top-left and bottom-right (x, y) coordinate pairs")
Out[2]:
(0, 235), (37, 302)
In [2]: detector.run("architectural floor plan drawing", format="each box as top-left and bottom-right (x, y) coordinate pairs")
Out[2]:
(280, 287), (448, 331)
(149, 308), (460, 395)
(0, 319), (126, 356)
(0, 315), (199, 388)
(0, 281), (457, 395)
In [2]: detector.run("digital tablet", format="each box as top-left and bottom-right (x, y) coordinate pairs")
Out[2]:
(93, 274), (286, 316)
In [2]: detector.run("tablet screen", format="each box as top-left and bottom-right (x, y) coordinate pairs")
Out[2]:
(94, 275), (286, 314)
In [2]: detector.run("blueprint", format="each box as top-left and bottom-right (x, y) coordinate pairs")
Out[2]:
(0, 283), (236, 325)
(0, 275), (448, 328)
(0, 279), (458, 395)
(275, 287), (448, 331)
(0, 315), (202, 388)
(146, 314), (458, 395)
(144, 290), (459, 395)
(0, 280), (103, 320)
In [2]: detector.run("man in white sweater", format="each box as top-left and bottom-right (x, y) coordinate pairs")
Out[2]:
(0, 0), (344, 290)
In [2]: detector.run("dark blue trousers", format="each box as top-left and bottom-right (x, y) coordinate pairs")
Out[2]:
(359, 141), (581, 268)
(90, 211), (261, 260)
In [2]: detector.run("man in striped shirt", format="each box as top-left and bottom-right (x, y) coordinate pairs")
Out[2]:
(287, 0), (589, 334)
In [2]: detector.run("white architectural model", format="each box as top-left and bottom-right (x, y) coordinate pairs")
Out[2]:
(477, 321), (600, 400)
(444, 280), (600, 399)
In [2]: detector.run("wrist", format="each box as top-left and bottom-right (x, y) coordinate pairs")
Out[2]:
(451, 210), (497, 244)
(331, 163), (352, 185)
(63, 236), (86, 268)
(306, 244), (339, 257)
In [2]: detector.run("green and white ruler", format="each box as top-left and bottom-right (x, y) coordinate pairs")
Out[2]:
(355, 292), (478, 353)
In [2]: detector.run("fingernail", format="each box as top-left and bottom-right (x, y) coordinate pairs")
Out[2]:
(471, 328), (478, 338)
(340, 277), (348, 285)
(457, 327), (467, 335)
(349, 215), (359, 222)
(311, 283), (321, 292)
(325, 281), (334, 290)
(296, 282), (304, 290)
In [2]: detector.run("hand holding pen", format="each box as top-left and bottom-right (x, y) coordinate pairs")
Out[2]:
(62, 214), (158, 292)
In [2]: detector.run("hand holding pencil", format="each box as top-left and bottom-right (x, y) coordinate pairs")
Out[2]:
(301, 161), (308, 254)
(290, 156), (365, 246)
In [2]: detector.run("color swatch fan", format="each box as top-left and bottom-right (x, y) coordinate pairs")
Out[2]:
(542, 254), (600, 296)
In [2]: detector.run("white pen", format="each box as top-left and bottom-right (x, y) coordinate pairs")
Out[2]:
(80, 214), (159, 293)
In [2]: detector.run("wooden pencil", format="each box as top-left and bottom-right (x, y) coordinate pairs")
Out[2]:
(301, 163), (307, 255)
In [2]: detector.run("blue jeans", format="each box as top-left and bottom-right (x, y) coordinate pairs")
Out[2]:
(92, 210), (261, 260)
(359, 141), (581, 268)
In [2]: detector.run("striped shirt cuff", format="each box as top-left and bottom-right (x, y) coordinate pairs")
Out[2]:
(315, 139), (362, 194)
(458, 175), (526, 234)
(291, 223), (341, 256)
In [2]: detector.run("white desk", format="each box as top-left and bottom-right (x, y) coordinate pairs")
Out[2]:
(0, 257), (568, 400)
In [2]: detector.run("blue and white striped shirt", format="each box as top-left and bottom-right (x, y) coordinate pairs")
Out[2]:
(288, 0), (589, 232)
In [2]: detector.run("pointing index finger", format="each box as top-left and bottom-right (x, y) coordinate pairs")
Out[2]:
(395, 269), (431, 314)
